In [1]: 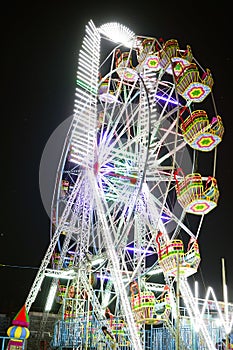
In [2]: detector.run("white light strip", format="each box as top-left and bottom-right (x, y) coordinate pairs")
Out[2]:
(102, 290), (111, 309)
(45, 284), (57, 312)
(146, 267), (163, 276)
(45, 268), (75, 279)
(98, 22), (135, 48)
(91, 257), (105, 266)
(188, 283), (233, 335)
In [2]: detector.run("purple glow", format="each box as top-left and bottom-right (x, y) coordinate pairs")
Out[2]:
(161, 212), (171, 223)
(155, 94), (179, 105)
(125, 246), (154, 254)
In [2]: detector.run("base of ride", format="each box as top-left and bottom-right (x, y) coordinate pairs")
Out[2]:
(49, 299), (233, 350)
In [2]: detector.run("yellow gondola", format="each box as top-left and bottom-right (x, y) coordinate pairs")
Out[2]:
(155, 232), (201, 278)
(175, 63), (214, 103)
(115, 49), (138, 82)
(130, 281), (171, 325)
(180, 110), (224, 151)
(159, 38), (193, 75)
(174, 169), (219, 215)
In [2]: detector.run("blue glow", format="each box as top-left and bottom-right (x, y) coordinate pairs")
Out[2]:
(161, 212), (171, 223)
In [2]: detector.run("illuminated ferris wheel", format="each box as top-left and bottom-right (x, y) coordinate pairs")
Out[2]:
(26, 21), (224, 349)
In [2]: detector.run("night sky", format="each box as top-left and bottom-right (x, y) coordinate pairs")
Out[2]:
(1, 2), (232, 315)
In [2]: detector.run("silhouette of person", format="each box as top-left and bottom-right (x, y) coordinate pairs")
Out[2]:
(101, 326), (117, 349)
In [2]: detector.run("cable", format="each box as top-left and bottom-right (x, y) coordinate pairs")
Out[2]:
(0, 263), (39, 270)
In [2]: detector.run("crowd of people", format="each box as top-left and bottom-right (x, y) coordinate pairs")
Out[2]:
(215, 338), (233, 349)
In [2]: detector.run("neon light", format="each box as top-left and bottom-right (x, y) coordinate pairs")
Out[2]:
(98, 22), (135, 48)
(146, 267), (163, 276)
(125, 246), (155, 254)
(183, 83), (211, 102)
(154, 94), (180, 105)
(45, 284), (57, 312)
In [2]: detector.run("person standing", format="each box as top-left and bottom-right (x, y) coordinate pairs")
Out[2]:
(101, 326), (117, 349)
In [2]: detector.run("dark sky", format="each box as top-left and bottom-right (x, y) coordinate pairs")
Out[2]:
(1, 1), (232, 315)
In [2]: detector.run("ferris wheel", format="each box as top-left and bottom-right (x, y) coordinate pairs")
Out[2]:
(26, 21), (224, 349)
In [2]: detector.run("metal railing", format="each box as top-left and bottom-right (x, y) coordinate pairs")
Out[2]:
(0, 336), (26, 350)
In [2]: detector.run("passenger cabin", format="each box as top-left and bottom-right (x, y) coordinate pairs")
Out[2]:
(175, 171), (219, 215)
(98, 79), (118, 103)
(159, 38), (193, 75)
(136, 37), (157, 64)
(180, 110), (224, 151)
(157, 239), (201, 278)
(135, 37), (161, 71)
(130, 282), (171, 325)
(175, 64), (214, 103)
(115, 49), (138, 82)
